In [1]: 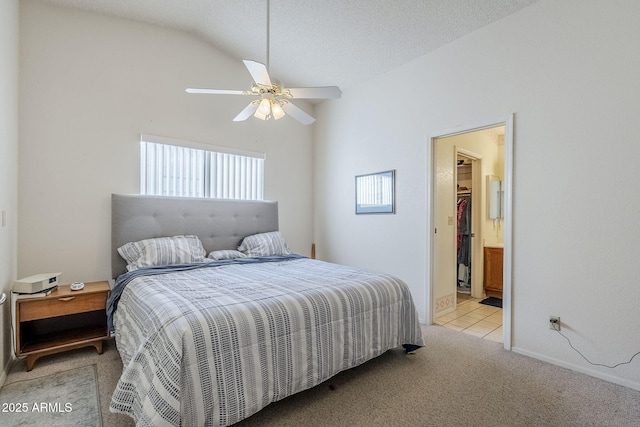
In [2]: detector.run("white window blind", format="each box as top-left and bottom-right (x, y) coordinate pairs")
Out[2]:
(140, 137), (264, 200)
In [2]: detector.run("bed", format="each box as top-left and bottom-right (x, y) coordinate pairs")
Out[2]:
(108, 194), (424, 426)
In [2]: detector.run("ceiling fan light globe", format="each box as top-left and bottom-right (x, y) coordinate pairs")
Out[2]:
(254, 109), (269, 120)
(272, 103), (285, 120)
(257, 98), (272, 116)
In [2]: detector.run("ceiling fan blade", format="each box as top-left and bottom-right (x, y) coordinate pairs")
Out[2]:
(281, 101), (316, 125)
(287, 86), (342, 99)
(186, 88), (244, 95)
(243, 60), (272, 86)
(233, 102), (259, 122)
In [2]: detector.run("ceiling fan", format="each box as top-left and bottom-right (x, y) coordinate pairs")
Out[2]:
(185, 0), (341, 125)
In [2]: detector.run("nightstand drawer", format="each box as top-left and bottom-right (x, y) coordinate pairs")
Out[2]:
(19, 292), (108, 321)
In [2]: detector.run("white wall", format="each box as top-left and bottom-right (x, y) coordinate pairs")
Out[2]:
(314, 0), (640, 390)
(0, 0), (19, 386)
(19, 0), (314, 283)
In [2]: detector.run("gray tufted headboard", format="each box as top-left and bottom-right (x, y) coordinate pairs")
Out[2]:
(111, 194), (279, 278)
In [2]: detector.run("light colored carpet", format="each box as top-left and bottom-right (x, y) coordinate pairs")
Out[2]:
(3, 325), (640, 426)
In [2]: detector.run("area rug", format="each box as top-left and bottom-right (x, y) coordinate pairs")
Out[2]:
(479, 297), (502, 308)
(0, 364), (102, 427)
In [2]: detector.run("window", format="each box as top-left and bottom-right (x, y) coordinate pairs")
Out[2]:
(140, 135), (264, 200)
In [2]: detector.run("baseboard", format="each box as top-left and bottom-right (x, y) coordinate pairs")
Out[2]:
(0, 355), (12, 388)
(512, 346), (640, 392)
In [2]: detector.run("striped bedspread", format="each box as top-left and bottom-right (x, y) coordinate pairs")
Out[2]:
(109, 257), (424, 426)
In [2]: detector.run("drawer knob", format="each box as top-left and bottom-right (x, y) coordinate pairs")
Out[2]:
(58, 297), (75, 302)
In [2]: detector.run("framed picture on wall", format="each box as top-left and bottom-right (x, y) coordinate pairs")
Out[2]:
(355, 170), (395, 214)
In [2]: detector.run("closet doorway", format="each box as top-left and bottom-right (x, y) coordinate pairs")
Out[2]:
(427, 116), (513, 349)
(454, 150), (483, 300)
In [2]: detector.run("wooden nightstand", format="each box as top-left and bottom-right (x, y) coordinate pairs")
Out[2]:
(15, 281), (111, 371)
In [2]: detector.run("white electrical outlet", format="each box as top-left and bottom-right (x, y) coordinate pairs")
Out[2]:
(549, 316), (560, 331)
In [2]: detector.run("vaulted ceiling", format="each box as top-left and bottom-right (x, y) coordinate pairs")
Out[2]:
(42, 0), (539, 90)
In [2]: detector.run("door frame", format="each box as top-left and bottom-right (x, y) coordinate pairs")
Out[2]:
(426, 114), (514, 350)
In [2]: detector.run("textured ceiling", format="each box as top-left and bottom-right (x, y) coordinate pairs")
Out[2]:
(41, 0), (540, 91)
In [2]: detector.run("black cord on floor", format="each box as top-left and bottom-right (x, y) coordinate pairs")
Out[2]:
(554, 328), (640, 369)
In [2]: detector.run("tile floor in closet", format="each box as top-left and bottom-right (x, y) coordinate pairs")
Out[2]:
(434, 293), (503, 343)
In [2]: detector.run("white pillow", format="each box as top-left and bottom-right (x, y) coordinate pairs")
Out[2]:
(208, 250), (247, 261)
(238, 231), (292, 257)
(118, 235), (206, 271)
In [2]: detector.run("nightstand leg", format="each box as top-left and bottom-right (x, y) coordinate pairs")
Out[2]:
(26, 355), (37, 372)
(24, 340), (106, 371)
